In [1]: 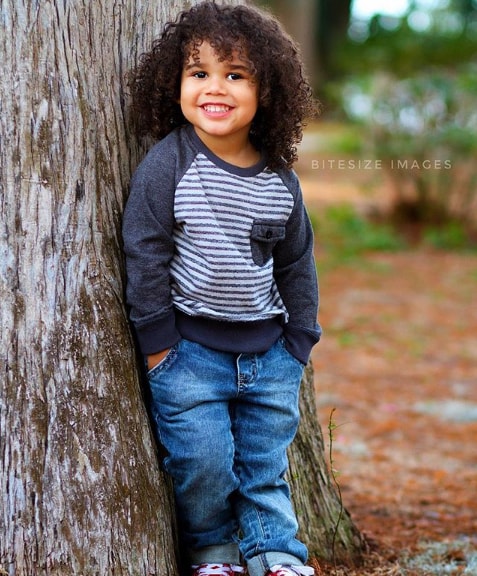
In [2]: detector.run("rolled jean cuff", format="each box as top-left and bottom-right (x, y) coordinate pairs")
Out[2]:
(247, 553), (305, 576)
(189, 543), (241, 566)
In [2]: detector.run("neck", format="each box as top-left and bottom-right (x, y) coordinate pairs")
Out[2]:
(193, 128), (260, 168)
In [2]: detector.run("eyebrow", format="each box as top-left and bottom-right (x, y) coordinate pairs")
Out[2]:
(183, 61), (251, 72)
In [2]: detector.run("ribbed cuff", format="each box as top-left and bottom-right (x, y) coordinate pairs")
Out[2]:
(134, 311), (180, 355)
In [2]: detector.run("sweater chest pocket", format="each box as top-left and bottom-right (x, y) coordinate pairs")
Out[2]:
(250, 220), (286, 266)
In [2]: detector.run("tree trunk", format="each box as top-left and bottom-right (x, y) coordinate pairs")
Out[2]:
(289, 363), (367, 566)
(0, 1), (190, 574)
(0, 0), (365, 574)
(317, 0), (352, 82)
(272, 0), (318, 86)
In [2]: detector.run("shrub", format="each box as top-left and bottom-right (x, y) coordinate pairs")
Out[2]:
(340, 65), (477, 238)
(314, 204), (405, 265)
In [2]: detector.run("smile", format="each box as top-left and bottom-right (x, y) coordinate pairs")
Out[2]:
(202, 104), (232, 113)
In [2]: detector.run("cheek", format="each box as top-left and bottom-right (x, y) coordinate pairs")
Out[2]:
(178, 84), (194, 108)
(250, 85), (260, 108)
(249, 89), (260, 113)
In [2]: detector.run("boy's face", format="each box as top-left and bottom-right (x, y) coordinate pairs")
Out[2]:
(180, 41), (259, 148)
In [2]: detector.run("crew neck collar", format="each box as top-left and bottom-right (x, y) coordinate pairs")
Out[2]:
(185, 125), (268, 177)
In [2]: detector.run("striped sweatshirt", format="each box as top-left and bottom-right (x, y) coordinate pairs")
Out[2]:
(122, 125), (321, 365)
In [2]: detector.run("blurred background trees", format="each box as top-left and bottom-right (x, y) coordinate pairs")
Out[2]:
(257, 0), (477, 94)
(257, 0), (477, 246)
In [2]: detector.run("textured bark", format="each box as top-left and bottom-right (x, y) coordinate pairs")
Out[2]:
(0, 1), (194, 574)
(289, 363), (367, 565)
(0, 0), (364, 573)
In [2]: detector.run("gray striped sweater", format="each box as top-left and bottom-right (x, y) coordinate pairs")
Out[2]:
(122, 125), (321, 364)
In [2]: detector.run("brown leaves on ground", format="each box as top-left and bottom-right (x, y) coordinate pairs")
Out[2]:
(310, 251), (477, 575)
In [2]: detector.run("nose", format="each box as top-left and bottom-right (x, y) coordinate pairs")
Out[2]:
(206, 74), (226, 94)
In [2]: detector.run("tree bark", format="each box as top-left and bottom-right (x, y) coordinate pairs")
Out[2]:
(0, 1), (190, 574)
(0, 0), (365, 574)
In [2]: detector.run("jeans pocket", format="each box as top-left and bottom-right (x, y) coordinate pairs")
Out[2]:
(278, 336), (306, 370)
(146, 343), (180, 379)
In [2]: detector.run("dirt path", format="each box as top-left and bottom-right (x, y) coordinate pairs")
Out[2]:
(299, 154), (477, 573)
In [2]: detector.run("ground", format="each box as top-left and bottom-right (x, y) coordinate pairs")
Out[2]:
(296, 134), (477, 575)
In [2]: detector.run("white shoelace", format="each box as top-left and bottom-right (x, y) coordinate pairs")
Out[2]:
(269, 565), (315, 576)
(192, 564), (245, 576)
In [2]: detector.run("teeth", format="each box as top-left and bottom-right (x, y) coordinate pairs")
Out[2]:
(203, 105), (230, 113)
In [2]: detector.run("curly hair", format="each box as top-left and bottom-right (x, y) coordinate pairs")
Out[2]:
(128, 1), (320, 169)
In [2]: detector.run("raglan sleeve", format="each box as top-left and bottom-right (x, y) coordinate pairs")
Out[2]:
(122, 145), (180, 355)
(273, 172), (322, 365)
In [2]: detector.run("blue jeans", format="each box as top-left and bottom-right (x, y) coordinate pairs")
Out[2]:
(146, 337), (307, 576)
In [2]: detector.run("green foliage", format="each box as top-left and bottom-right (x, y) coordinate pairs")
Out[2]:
(337, 25), (477, 78)
(333, 7), (477, 79)
(337, 64), (477, 242)
(324, 128), (363, 156)
(423, 221), (471, 250)
(314, 204), (405, 264)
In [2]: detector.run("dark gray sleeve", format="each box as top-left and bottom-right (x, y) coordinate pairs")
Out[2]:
(273, 170), (321, 363)
(122, 142), (180, 355)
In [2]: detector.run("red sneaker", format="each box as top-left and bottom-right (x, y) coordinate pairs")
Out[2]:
(192, 564), (245, 576)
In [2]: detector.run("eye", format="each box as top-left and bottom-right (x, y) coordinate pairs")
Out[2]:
(192, 71), (207, 79)
(227, 73), (243, 81)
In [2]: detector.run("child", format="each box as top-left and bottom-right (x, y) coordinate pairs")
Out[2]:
(122, 3), (322, 576)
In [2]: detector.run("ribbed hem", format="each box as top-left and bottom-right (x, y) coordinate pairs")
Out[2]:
(175, 310), (284, 355)
(134, 308), (320, 364)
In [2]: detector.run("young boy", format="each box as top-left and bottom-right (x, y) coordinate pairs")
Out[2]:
(122, 3), (321, 576)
